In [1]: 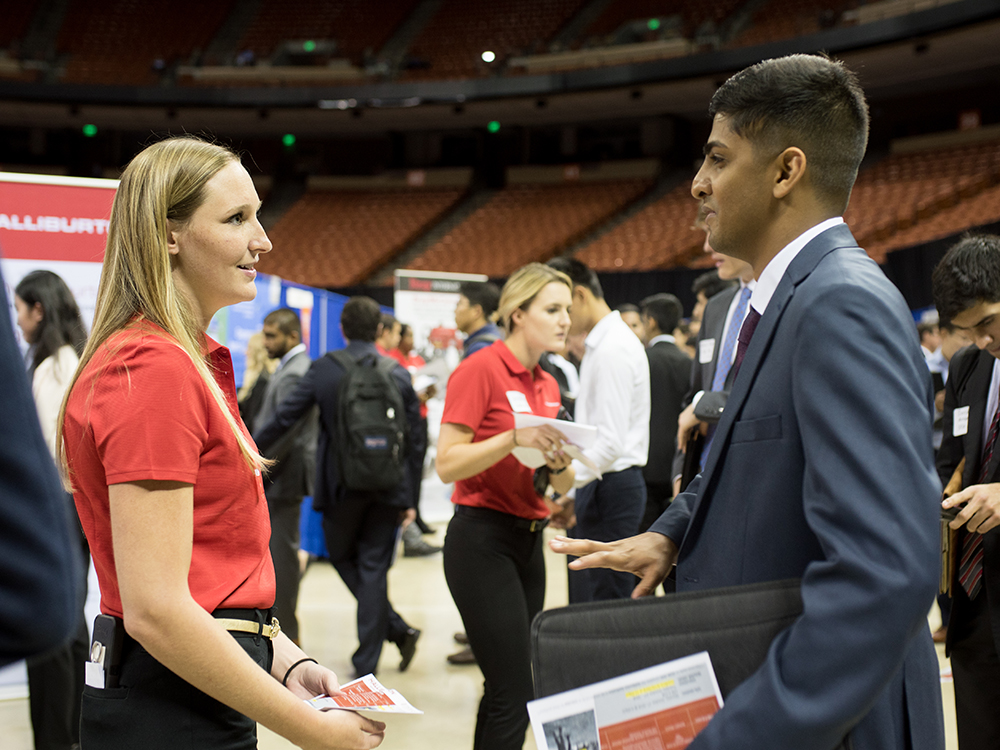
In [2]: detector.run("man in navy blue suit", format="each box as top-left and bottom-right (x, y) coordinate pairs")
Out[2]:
(552, 54), (944, 750)
(255, 296), (422, 678)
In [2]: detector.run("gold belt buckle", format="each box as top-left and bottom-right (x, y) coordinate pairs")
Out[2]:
(264, 617), (281, 639)
(529, 520), (540, 532)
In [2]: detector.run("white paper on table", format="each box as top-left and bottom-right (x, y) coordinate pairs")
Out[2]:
(527, 651), (723, 750)
(511, 413), (602, 480)
(306, 673), (423, 715)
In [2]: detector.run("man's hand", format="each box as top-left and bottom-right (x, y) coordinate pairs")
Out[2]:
(676, 403), (707, 452)
(549, 532), (678, 598)
(943, 482), (1000, 535)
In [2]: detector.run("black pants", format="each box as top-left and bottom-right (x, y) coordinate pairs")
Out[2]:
(569, 467), (646, 603)
(28, 496), (89, 750)
(80, 614), (272, 750)
(267, 493), (302, 643)
(409, 418), (429, 525)
(444, 505), (546, 750)
(950, 585), (1000, 750)
(322, 494), (410, 676)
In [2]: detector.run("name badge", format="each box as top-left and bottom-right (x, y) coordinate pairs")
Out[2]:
(506, 390), (533, 413)
(699, 338), (716, 364)
(953, 406), (970, 437)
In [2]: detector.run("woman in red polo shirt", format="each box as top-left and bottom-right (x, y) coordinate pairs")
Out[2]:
(436, 262), (576, 750)
(59, 136), (385, 750)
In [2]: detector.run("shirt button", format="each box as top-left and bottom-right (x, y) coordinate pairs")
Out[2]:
(254, 469), (261, 476)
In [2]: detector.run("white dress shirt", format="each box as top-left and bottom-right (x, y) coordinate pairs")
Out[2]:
(32, 344), (79, 459)
(573, 311), (651, 486)
(279, 342), (307, 369)
(750, 217), (845, 316)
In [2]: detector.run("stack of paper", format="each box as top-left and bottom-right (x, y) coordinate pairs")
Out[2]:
(511, 413), (603, 480)
(306, 674), (422, 715)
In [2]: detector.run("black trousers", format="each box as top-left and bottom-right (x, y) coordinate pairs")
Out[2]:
(569, 467), (646, 603)
(80, 615), (272, 750)
(950, 585), (1000, 750)
(27, 497), (89, 750)
(266, 493), (303, 643)
(322, 494), (409, 676)
(444, 506), (546, 750)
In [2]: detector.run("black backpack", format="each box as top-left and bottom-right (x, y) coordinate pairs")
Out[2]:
(328, 350), (408, 492)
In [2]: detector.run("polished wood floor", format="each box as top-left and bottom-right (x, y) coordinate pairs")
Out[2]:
(0, 478), (959, 749)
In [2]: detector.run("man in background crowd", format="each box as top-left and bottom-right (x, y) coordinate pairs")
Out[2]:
(455, 281), (502, 359)
(254, 307), (318, 645)
(673, 233), (756, 493)
(638, 293), (691, 593)
(688, 269), (736, 336)
(548, 256), (650, 603)
(255, 297), (422, 678)
(375, 313), (401, 356)
(933, 234), (1000, 750)
(617, 303), (646, 342)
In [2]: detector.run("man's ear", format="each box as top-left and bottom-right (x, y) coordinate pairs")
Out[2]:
(772, 147), (806, 200)
(166, 220), (181, 256)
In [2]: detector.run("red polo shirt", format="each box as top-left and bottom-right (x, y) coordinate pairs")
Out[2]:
(441, 341), (561, 520)
(63, 321), (275, 618)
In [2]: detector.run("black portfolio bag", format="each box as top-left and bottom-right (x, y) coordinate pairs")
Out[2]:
(531, 578), (803, 700)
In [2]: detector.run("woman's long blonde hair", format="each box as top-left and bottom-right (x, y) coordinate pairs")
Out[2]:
(58, 135), (269, 476)
(497, 262), (572, 335)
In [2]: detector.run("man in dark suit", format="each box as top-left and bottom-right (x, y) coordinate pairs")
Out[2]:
(255, 296), (421, 678)
(672, 236), (755, 493)
(638, 293), (690, 537)
(552, 54), (943, 750)
(254, 307), (318, 645)
(932, 234), (1000, 750)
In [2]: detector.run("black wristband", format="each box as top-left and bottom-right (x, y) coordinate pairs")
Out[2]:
(550, 465), (568, 475)
(282, 657), (317, 687)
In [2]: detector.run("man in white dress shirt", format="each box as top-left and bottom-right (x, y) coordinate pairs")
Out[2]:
(547, 257), (651, 603)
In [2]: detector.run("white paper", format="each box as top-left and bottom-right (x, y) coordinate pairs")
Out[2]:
(306, 673), (422, 715)
(511, 413), (602, 480)
(953, 405), (970, 437)
(528, 651), (723, 750)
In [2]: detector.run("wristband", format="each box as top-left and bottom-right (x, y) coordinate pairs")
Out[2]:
(550, 465), (568, 475)
(282, 657), (317, 687)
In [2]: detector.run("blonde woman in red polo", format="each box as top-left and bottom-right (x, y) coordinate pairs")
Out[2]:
(60, 136), (384, 750)
(436, 262), (577, 750)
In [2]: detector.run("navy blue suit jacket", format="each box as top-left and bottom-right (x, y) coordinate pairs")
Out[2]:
(0, 272), (79, 665)
(652, 224), (944, 750)
(253, 341), (420, 513)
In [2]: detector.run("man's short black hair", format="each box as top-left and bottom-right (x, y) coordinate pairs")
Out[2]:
(458, 281), (500, 318)
(263, 307), (301, 337)
(380, 313), (398, 330)
(640, 294), (683, 336)
(710, 54), (869, 214)
(616, 303), (641, 315)
(341, 296), (383, 342)
(692, 270), (736, 299)
(547, 257), (603, 299)
(916, 322), (938, 339)
(932, 234), (1000, 326)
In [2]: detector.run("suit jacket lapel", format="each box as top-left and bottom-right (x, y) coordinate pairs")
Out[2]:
(685, 224), (858, 527)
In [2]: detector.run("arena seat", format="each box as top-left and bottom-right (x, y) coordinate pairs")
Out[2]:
(257, 187), (464, 288)
(405, 179), (651, 276)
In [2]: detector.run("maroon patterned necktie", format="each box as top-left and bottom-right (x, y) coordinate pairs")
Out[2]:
(958, 404), (1000, 599)
(732, 307), (761, 380)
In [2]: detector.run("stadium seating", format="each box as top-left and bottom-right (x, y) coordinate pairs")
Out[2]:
(58, 0), (233, 85)
(584, 0), (743, 44)
(575, 183), (703, 272)
(406, 179), (651, 276)
(401, 0), (586, 80)
(257, 187), (464, 288)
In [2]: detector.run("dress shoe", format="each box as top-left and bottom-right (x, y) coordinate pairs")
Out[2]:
(404, 539), (442, 557)
(398, 628), (420, 671)
(932, 626), (947, 643)
(416, 517), (435, 535)
(447, 646), (477, 665)
(453, 631), (469, 645)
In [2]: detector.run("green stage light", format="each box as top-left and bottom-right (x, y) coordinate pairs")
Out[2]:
(648, 18), (661, 31)
(282, 133), (296, 147)
(487, 121), (500, 133)
(303, 40), (317, 52)
(82, 124), (98, 137)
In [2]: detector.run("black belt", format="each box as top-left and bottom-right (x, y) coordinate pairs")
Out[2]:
(213, 608), (279, 639)
(454, 504), (549, 533)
